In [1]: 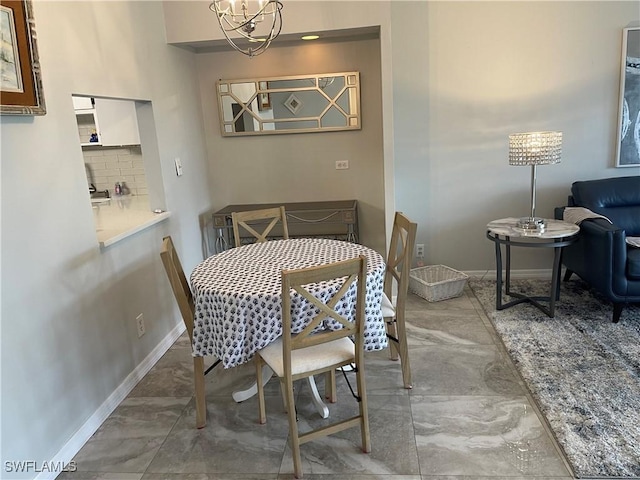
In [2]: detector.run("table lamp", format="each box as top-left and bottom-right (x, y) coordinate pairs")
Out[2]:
(509, 131), (562, 232)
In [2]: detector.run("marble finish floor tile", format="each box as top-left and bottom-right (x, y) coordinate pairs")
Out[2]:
(405, 309), (496, 346)
(128, 349), (199, 398)
(284, 476), (421, 480)
(409, 345), (525, 396)
(411, 395), (571, 477)
(405, 291), (476, 312)
(58, 473), (143, 480)
(146, 395), (290, 474)
(420, 477), (572, 480)
(70, 397), (190, 473)
(61, 289), (574, 480)
(171, 332), (193, 349)
(278, 394), (419, 477)
(142, 474), (277, 479)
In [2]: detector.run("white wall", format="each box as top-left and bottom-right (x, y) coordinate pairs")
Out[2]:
(1, 2), (210, 477)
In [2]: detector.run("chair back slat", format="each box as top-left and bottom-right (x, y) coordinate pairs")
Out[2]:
(382, 212), (417, 389)
(282, 257), (367, 353)
(256, 254), (371, 477)
(160, 236), (195, 341)
(232, 206), (289, 246)
(384, 212), (417, 307)
(291, 271), (357, 339)
(160, 236), (208, 429)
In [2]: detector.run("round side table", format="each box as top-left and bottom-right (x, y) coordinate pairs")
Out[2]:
(486, 217), (579, 317)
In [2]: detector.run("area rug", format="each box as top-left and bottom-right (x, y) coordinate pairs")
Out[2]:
(469, 278), (640, 478)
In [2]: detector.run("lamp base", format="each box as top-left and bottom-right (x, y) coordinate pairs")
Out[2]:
(516, 217), (546, 232)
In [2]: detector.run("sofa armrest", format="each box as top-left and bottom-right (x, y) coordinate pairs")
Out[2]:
(554, 206), (565, 220)
(563, 218), (629, 297)
(580, 218), (623, 235)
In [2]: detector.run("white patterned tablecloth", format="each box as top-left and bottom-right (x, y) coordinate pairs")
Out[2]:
(190, 238), (387, 368)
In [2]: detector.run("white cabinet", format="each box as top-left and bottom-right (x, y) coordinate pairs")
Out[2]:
(74, 96), (140, 147)
(73, 96), (94, 110)
(94, 98), (140, 146)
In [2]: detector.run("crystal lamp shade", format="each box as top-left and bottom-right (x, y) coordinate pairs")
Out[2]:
(509, 131), (562, 166)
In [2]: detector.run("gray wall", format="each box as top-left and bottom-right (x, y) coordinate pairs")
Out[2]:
(166, 0), (640, 272)
(196, 39), (387, 253)
(1, 1), (210, 477)
(390, 1), (640, 273)
(164, 0), (398, 240)
(2, 2), (640, 478)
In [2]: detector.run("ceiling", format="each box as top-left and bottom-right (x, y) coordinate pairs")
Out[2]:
(173, 26), (380, 53)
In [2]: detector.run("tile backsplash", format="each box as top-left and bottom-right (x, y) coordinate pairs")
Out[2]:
(83, 146), (147, 197)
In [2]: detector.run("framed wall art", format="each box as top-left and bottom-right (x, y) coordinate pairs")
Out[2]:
(615, 27), (639, 167)
(1, 0), (46, 115)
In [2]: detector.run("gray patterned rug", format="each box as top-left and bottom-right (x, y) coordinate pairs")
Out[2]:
(470, 278), (640, 478)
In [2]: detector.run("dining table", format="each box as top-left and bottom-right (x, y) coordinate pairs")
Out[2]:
(189, 238), (388, 416)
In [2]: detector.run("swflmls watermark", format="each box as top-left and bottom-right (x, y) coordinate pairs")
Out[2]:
(4, 460), (77, 473)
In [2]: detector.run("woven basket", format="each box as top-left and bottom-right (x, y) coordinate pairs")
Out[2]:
(409, 265), (469, 302)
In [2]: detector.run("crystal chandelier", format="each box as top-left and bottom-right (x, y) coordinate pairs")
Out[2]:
(209, 0), (283, 57)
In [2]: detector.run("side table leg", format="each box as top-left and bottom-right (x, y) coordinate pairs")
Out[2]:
(556, 245), (564, 301)
(549, 247), (563, 317)
(495, 239), (504, 310)
(346, 224), (358, 243)
(214, 228), (228, 254)
(505, 237), (512, 295)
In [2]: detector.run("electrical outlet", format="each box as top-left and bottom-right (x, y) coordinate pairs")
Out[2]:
(136, 313), (145, 338)
(335, 160), (349, 170)
(415, 244), (425, 258)
(174, 157), (183, 176)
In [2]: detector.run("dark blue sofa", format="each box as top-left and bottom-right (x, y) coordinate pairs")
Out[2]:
(555, 176), (640, 322)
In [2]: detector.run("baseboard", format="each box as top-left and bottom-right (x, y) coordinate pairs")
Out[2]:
(34, 322), (186, 480)
(464, 269), (554, 280)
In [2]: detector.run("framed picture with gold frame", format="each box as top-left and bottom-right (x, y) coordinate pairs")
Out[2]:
(0, 0), (46, 115)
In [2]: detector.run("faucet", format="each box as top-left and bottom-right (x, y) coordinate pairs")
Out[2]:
(86, 164), (110, 198)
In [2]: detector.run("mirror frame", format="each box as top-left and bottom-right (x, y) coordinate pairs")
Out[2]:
(216, 72), (361, 137)
(615, 27), (640, 167)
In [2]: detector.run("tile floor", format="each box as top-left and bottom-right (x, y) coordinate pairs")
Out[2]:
(61, 288), (575, 479)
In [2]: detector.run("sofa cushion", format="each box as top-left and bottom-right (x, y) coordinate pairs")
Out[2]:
(628, 247), (640, 281)
(571, 176), (640, 236)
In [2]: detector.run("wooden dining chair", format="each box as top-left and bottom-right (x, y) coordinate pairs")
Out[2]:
(255, 256), (371, 479)
(381, 212), (417, 389)
(231, 206), (289, 247)
(160, 236), (209, 429)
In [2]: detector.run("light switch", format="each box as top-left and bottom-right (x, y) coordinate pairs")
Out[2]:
(174, 157), (183, 176)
